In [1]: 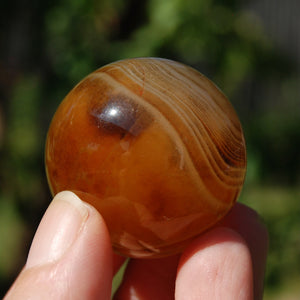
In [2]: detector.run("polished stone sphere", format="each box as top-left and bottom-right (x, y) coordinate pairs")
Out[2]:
(45, 58), (246, 258)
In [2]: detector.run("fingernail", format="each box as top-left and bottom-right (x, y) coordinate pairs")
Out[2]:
(26, 191), (89, 269)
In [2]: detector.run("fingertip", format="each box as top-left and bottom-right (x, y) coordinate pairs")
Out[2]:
(5, 191), (114, 300)
(63, 191), (114, 298)
(114, 255), (180, 300)
(26, 191), (90, 269)
(220, 203), (269, 299)
(176, 227), (253, 300)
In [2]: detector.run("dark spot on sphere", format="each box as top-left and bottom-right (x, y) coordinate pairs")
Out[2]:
(90, 94), (153, 138)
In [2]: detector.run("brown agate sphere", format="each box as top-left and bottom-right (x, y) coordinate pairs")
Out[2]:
(45, 58), (246, 258)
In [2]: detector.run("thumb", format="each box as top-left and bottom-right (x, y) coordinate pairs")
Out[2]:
(5, 191), (113, 300)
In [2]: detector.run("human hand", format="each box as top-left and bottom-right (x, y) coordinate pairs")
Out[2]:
(5, 191), (268, 300)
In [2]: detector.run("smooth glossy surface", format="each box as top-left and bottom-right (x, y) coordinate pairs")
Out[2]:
(45, 58), (246, 258)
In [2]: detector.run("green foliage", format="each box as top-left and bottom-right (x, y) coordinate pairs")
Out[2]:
(0, 196), (27, 279)
(8, 76), (41, 159)
(240, 185), (300, 297)
(246, 113), (300, 184)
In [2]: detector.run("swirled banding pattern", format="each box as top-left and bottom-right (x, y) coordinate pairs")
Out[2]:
(45, 58), (246, 258)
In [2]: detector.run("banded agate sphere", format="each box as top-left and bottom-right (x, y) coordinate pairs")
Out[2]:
(45, 58), (246, 258)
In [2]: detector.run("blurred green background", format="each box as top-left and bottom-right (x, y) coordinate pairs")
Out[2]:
(0, 0), (299, 298)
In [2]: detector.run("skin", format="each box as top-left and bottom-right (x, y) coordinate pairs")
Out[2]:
(5, 191), (268, 300)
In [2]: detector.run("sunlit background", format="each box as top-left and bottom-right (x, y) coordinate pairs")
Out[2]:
(0, 0), (299, 298)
